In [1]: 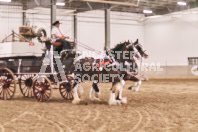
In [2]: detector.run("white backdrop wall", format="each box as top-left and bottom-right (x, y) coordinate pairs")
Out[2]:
(77, 11), (105, 52)
(111, 12), (144, 49)
(0, 7), (144, 52)
(0, 6), (23, 42)
(1, 5), (198, 66)
(0, 6), (74, 42)
(144, 13), (198, 66)
(77, 11), (144, 51)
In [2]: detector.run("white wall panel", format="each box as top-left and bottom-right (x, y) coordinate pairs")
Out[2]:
(111, 23), (144, 48)
(0, 7), (144, 53)
(77, 11), (105, 52)
(145, 13), (198, 66)
(0, 6), (22, 42)
(0, 6), (74, 43)
(77, 11), (144, 51)
(111, 11), (144, 48)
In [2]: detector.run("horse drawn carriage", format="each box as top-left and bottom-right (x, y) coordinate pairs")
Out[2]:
(0, 33), (77, 102)
(0, 27), (149, 105)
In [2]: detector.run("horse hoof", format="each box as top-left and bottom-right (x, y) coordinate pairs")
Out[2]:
(128, 87), (132, 90)
(72, 99), (81, 104)
(121, 97), (127, 104)
(94, 98), (101, 102)
(109, 100), (122, 106)
(115, 100), (122, 106)
(144, 77), (149, 81)
(129, 87), (137, 91)
(133, 88), (139, 92)
(91, 97), (101, 102)
(129, 87), (139, 92)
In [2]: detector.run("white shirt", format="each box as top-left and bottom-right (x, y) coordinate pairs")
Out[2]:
(51, 26), (64, 40)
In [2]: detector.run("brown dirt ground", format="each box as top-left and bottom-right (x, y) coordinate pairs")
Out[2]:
(0, 78), (198, 132)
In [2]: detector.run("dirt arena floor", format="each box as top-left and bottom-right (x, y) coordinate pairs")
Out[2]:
(0, 77), (198, 132)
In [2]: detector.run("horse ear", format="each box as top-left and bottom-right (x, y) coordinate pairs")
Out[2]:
(134, 39), (139, 44)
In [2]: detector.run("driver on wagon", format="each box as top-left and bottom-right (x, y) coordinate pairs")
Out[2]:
(52, 21), (72, 50)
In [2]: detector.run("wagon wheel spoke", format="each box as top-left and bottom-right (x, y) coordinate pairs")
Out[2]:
(44, 93), (49, 100)
(63, 91), (67, 97)
(5, 89), (8, 100)
(30, 89), (33, 97)
(7, 87), (13, 94)
(19, 75), (35, 98)
(33, 77), (52, 102)
(0, 68), (16, 100)
(59, 83), (74, 100)
(67, 93), (71, 100)
(29, 87), (33, 98)
(0, 88), (3, 98)
(43, 94), (47, 101)
(43, 94), (48, 102)
(27, 88), (30, 97)
(37, 94), (42, 101)
(5, 89), (9, 100)
(69, 92), (73, 99)
(6, 88), (11, 97)
(21, 85), (27, 90)
(34, 91), (40, 97)
(61, 89), (67, 93)
(45, 91), (50, 96)
(3, 89), (5, 100)
(25, 87), (32, 98)
(23, 86), (28, 95)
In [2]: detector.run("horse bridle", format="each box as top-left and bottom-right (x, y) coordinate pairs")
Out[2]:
(125, 43), (140, 59)
(135, 44), (147, 56)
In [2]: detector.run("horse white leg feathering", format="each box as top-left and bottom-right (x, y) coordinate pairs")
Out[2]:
(118, 80), (127, 104)
(89, 86), (94, 100)
(109, 82), (123, 106)
(132, 80), (142, 92)
(109, 92), (121, 106)
(89, 83), (101, 101)
(95, 91), (100, 101)
(72, 84), (81, 104)
(78, 83), (84, 95)
(89, 87), (101, 101)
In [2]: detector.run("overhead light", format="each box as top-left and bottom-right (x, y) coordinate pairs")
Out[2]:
(0, 0), (11, 2)
(177, 1), (187, 6)
(143, 10), (153, 14)
(56, 2), (65, 6)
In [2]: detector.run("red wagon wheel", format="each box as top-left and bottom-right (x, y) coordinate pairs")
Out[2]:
(0, 68), (16, 100)
(59, 82), (73, 100)
(19, 74), (36, 98)
(33, 77), (52, 102)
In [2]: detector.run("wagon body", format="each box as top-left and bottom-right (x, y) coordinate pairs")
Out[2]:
(0, 41), (76, 102)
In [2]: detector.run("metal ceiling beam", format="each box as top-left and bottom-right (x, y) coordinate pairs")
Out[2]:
(75, 3), (106, 13)
(75, 0), (138, 7)
(2, 0), (198, 16)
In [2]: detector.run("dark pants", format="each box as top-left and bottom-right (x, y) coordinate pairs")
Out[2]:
(56, 39), (72, 50)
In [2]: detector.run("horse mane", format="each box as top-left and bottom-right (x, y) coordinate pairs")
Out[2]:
(111, 41), (129, 51)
